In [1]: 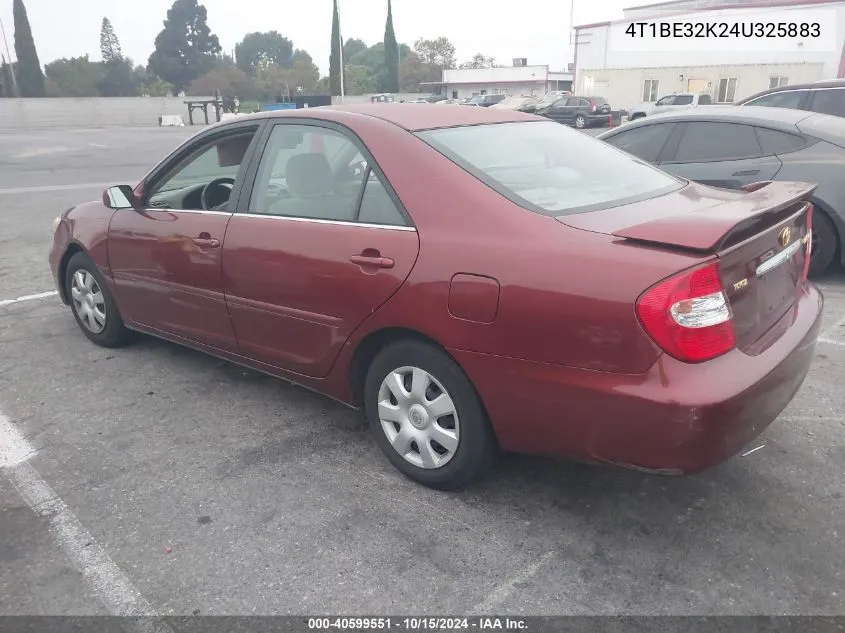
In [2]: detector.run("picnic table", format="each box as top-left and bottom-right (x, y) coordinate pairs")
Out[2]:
(183, 98), (223, 125)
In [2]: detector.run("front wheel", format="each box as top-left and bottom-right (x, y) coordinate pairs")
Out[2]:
(574, 115), (586, 128)
(364, 340), (499, 490)
(65, 251), (132, 348)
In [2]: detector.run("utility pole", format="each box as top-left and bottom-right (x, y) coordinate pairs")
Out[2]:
(0, 14), (18, 97)
(337, 0), (345, 101)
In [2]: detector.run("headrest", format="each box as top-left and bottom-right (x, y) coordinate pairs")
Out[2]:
(286, 153), (332, 197)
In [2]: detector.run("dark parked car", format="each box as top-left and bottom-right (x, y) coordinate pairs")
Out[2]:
(536, 95), (611, 128)
(737, 79), (845, 119)
(598, 106), (845, 275)
(50, 104), (822, 490)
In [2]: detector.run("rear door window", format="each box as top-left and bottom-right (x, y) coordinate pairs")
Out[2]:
(673, 95), (694, 105)
(602, 123), (675, 163)
(809, 88), (845, 117)
(698, 94), (712, 104)
(670, 122), (763, 163)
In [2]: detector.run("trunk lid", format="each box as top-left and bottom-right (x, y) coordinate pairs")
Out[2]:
(558, 180), (815, 352)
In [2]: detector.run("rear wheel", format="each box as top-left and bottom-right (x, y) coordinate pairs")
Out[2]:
(65, 251), (132, 348)
(364, 340), (499, 490)
(810, 209), (838, 276)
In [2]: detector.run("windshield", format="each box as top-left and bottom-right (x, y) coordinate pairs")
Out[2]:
(416, 121), (682, 216)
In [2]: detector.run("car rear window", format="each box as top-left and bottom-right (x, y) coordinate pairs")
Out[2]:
(416, 121), (682, 216)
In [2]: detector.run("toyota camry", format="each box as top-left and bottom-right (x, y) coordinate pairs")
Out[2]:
(49, 104), (824, 490)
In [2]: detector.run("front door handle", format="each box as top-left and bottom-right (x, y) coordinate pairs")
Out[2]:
(350, 254), (394, 269)
(732, 169), (760, 176)
(193, 237), (220, 248)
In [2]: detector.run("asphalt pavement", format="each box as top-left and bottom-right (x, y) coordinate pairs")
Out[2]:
(0, 126), (843, 617)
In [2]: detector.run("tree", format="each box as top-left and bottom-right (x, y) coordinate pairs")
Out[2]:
(413, 37), (456, 71)
(235, 31), (294, 74)
(12, 0), (45, 97)
(347, 41), (412, 93)
(44, 56), (103, 97)
(292, 49), (314, 65)
(1, 56), (16, 97)
(134, 67), (174, 97)
(99, 59), (139, 96)
(460, 53), (495, 69)
(399, 52), (439, 93)
(99, 18), (122, 63)
(148, 0), (222, 95)
(188, 65), (256, 100)
(344, 64), (377, 95)
(382, 0), (399, 93)
(329, 0), (343, 95)
(342, 38), (367, 61)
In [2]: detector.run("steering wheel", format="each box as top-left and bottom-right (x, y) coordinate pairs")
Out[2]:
(201, 177), (235, 211)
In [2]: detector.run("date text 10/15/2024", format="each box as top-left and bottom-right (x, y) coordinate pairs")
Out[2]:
(308, 618), (528, 630)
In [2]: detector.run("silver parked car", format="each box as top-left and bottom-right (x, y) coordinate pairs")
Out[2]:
(598, 105), (845, 275)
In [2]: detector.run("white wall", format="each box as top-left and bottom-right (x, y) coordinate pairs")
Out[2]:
(577, 62), (824, 109)
(0, 97), (199, 129)
(443, 83), (550, 100)
(576, 2), (845, 78)
(443, 65), (551, 84)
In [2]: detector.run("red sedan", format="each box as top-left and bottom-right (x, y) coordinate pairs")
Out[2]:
(49, 105), (824, 490)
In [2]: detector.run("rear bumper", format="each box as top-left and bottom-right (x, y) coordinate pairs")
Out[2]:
(453, 283), (824, 474)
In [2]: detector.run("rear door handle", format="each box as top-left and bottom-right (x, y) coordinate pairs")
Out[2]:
(350, 255), (394, 269)
(732, 169), (760, 176)
(193, 237), (220, 248)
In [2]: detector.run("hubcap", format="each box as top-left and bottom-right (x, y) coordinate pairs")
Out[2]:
(377, 366), (460, 469)
(576, 117), (585, 128)
(70, 269), (107, 334)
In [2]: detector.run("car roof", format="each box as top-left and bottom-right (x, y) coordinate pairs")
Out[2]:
(610, 105), (814, 130)
(738, 79), (845, 104)
(214, 103), (537, 132)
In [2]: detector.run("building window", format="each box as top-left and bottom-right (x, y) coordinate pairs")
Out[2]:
(769, 76), (789, 89)
(452, 90), (458, 99)
(717, 78), (738, 103)
(642, 79), (659, 102)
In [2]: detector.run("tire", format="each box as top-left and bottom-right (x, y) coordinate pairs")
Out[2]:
(64, 251), (132, 348)
(574, 115), (586, 129)
(809, 208), (838, 276)
(364, 340), (499, 490)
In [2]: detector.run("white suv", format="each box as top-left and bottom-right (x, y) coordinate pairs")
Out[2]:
(628, 92), (713, 120)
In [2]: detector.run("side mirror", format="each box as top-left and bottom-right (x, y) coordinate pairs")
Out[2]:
(103, 185), (138, 210)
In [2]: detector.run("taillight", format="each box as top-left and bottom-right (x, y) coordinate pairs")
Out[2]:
(636, 261), (735, 363)
(801, 203), (814, 283)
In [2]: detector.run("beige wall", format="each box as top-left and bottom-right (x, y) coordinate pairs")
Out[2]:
(576, 63), (824, 110)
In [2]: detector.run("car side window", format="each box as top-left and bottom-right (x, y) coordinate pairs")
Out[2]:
(655, 95), (675, 106)
(746, 90), (807, 109)
(249, 125), (368, 222)
(604, 123), (675, 163)
(357, 169), (406, 226)
(698, 94), (712, 105)
(145, 127), (259, 211)
(809, 88), (845, 117)
(671, 122), (762, 163)
(674, 95), (694, 105)
(754, 127), (808, 154)
(248, 124), (406, 226)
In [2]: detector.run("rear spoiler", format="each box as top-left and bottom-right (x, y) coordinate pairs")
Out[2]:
(611, 181), (816, 253)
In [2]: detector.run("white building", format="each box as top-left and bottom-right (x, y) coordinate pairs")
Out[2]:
(573, 0), (845, 109)
(421, 59), (573, 100)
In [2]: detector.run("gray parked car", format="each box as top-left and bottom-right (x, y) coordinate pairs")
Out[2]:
(598, 106), (845, 275)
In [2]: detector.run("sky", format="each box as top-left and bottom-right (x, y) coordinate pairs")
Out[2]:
(0, 0), (629, 76)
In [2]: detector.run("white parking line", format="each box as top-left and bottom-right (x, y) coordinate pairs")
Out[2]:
(0, 412), (172, 631)
(0, 291), (59, 308)
(472, 551), (557, 613)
